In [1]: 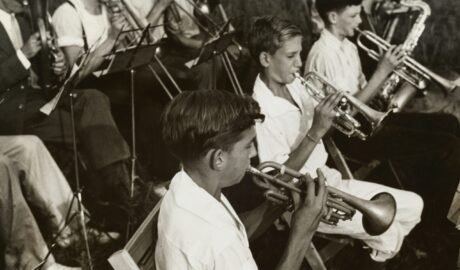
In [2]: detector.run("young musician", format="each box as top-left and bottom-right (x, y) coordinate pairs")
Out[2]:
(0, 135), (81, 270)
(156, 89), (328, 269)
(0, 0), (153, 230)
(305, 0), (460, 225)
(249, 15), (423, 265)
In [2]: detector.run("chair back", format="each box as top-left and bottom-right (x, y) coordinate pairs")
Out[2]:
(108, 198), (163, 270)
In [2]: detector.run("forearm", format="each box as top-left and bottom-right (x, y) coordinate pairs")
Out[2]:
(78, 37), (116, 79)
(275, 229), (314, 270)
(355, 66), (392, 104)
(240, 202), (285, 241)
(146, 1), (170, 25)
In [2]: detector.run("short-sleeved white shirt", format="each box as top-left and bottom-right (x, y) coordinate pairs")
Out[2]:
(166, 0), (200, 38)
(52, 0), (110, 50)
(155, 170), (258, 270)
(304, 29), (367, 95)
(252, 75), (341, 184)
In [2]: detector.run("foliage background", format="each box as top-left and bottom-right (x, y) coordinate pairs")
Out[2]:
(47, 0), (460, 72)
(219, 0), (460, 73)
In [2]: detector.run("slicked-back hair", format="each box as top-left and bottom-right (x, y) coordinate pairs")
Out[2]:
(162, 90), (264, 162)
(316, 0), (363, 25)
(248, 15), (302, 65)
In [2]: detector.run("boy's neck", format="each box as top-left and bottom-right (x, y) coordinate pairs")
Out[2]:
(327, 26), (347, 41)
(260, 72), (288, 95)
(183, 163), (222, 200)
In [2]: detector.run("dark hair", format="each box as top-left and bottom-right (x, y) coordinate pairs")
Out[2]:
(248, 15), (302, 64)
(162, 90), (264, 162)
(316, 0), (363, 25)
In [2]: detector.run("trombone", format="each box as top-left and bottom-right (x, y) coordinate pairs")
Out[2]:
(247, 161), (397, 236)
(356, 29), (460, 93)
(296, 72), (391, 140)
(101, 0), (182, 100)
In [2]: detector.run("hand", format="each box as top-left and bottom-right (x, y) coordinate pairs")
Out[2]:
(226, 44), (242, 61)
(21, 33), (42, 59)
(309, 92), (343, 139)
(290, 169), (328, 235)
(377, 45), (406, 75)
(52, 49), (68, 77)
(107, 3), (130, 39)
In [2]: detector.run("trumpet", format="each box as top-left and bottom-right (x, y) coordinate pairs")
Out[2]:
(296, 72), (391, 140)
(356, 29), (460, 93)
(247, 161), (397, 236)
(24, 0), (61, 91)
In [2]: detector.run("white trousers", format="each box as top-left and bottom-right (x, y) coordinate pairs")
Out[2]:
(0, 135), (77, 232)
(316, 166), (423, 260)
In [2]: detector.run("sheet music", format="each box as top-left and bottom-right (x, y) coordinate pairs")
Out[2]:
(40, 64), (81, 115)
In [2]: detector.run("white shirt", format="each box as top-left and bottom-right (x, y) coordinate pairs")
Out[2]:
(124, 0), (165, 42)
(52, 0), (110, 50)
(0, 9), (30, 69)
(155, 170), (258, 270)
(304, 29), (367, 95)
(166, 0), (200, 38)
(252, 75), (342, 184)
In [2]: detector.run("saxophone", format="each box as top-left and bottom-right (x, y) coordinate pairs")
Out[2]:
(376, 0), (431, 112)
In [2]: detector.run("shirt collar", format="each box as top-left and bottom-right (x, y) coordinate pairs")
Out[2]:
(320, 29), (351, 51)
(253, 74), (303, 117)
(168, 170), (248, 239)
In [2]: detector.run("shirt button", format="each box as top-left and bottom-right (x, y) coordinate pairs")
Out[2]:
(20, 85), (25, 90)
(18, 104), (24, 110)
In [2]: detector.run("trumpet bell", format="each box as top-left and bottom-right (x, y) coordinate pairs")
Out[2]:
(362, 192), (397, 236)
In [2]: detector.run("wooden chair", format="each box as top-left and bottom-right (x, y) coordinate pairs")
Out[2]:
(108, 198), (162, 270)
(303, 137), (356, 270)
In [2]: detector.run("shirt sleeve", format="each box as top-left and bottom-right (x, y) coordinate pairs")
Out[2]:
(304, 51), (336, 82)
(52, 3), (85, 48)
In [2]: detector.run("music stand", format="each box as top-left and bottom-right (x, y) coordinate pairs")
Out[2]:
(33, 65), (95, 270)
(98, 27), (163, 240)
(193, 31), (235, 67)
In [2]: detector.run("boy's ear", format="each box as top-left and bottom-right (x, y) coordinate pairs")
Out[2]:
(328, 11), (338, 25)
(209, 148), (225, 171)
(259, 52), (271, 68)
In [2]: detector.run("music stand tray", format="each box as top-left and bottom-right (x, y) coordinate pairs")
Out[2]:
(193, 31), (236, 67)
(98, 43), (161, 76)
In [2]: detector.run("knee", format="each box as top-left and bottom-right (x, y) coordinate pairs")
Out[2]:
(404, 191), (424, 219)
(14, 135), (44, 155)
(77, 89), (110, 106)
(0, 155), (11, 168)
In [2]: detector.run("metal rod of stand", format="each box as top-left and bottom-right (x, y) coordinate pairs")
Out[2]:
(221, 51), (244, 96)
(126, 69), (137, 240)
(69, 92), (93, 270)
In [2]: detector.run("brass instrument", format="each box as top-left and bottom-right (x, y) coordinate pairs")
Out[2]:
(24, 0), (60, 91)
(248, 161), (397, 236)
(357, 28), (460, 111)
(172, 0), (245, 96)
(101, 0), (182, 99)
(296, 72), (391, 140)
(368, 0), (432, 111)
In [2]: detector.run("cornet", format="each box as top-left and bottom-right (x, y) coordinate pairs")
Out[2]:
(356, 29), (460, 93)
(296, 72), (391, 140)
(247, 161), (397, 236)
